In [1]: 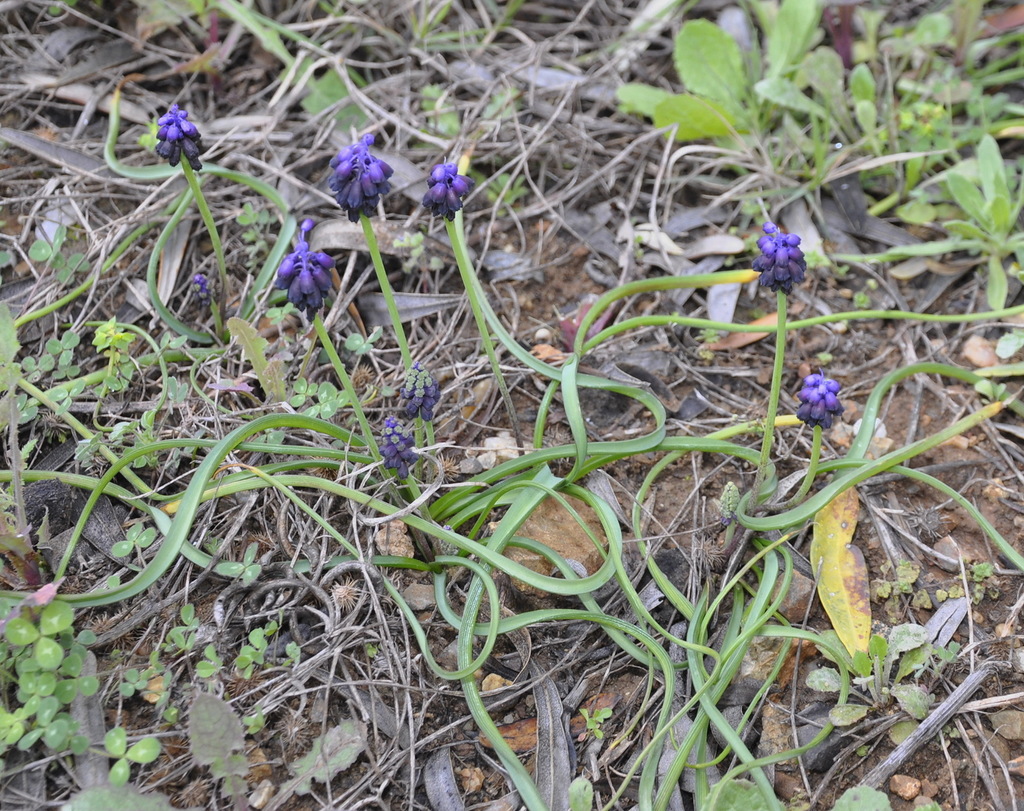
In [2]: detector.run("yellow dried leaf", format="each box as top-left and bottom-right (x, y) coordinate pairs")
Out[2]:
(810, 488), (870, 658)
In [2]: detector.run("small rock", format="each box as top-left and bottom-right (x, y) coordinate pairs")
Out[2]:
(436, 638), (459, 670)
(1008, 754), (1024, 779)
(249, 780), (276, 809)
(932, 536), (962, 572)
(921, 777), (939, 798)
(773, 771), (804, 801)
(402, 583), (436, 611)
(961, 334), (998, 367)
(460, 456), (485, 475)
(913, 796), (936, 808)
(481, 673), (512, 692)
(375, 519), (414, 557)
(776, 569), (816, 622)
(992, 709), (1024, 741)
(890, 774), (921, 800)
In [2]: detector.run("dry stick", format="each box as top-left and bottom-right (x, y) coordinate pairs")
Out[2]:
(862, 662), (1000, 789)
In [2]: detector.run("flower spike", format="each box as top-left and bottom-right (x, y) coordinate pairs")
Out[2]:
(796, 373), (844, 429)
(154, 104), (203, 170)
(423, 163), (475, 221)
(400, 362), (440, 422)
(380, 416), (418, 478)
(191, 273), (211, 305)
(752, 222), (806, 295)
(274, 219), (335, 319)
(328, 134), (394, 223)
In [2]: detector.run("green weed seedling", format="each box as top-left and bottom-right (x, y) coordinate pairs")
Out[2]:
(111, 524), (157, 560)
(577, 706), (613, 741)
(28, 225), (90, 286)
(20, 329), (81, 384)
(0, 599), (98, 762)
(103, 725), (161, 787)
(288, 379), (350, 419)
(941, 134), (1024, 309)
(92, 319), (137, 394)
(233, 619), (297, 678)
(162, 604), (200, 655)
(196, 644), (224, 679)
(616, 0), (821, 142)
(807, 624), (953, 727)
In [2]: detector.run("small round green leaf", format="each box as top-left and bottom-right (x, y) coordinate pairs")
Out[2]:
(126, 737), (161, 764)
(105, 726), (127, 758)
(34, 637), (64, 671)
(109, 758), (130, 787)
(43, 717), (71, 750)
(5, 617), (39, 647)
(36, 696), (59, 726)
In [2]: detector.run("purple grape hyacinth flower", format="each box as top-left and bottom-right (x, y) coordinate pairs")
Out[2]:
(796, 373), (844, 430)
(380, 416), (418, 478)
(328, 134), (394, 223)
(422, 163), (475, 221)
(192, 273), (211, 305)
(400, 361), (440, 422)
(274, 219), (335, 319)
(154, 104), (203, 170)
(752, 222), (806, 295)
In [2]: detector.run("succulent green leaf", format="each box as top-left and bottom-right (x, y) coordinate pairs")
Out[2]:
(105, 726), (127, 758)
(126, 737), (161, 764)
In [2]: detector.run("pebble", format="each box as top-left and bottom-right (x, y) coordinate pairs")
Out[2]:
(961, 334), (999, 367)
(931, 536), (962, 572)
(992, 709), (1024, 740)
(890, 774), (921, 800)
(402, 583), (436, 611)
(776, 570), (816, 622)
(249, 780), (276, 809)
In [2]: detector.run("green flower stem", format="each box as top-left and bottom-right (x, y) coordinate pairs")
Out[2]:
(180, 162), (227, 337)
(751, 291), (788, 504)
(360, 215), (412, 369)
(446, 214), (523, 443)
(312, 313), (379, 458)
(790, 424), (823, 504)
(148, 189), (217, 344)
(572, 269), (759, 355)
